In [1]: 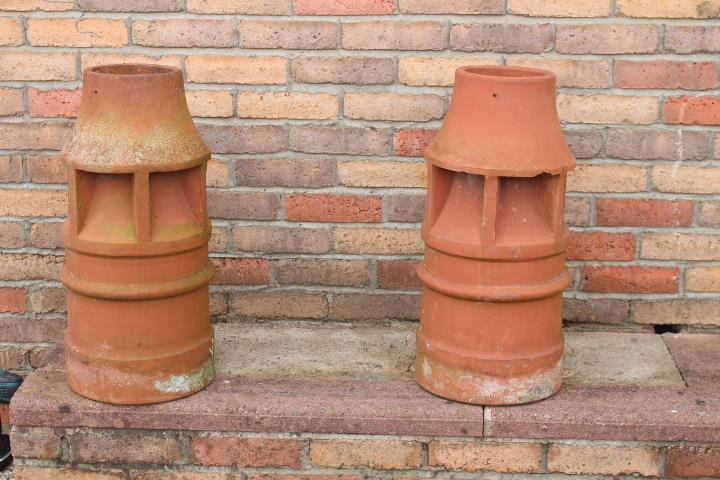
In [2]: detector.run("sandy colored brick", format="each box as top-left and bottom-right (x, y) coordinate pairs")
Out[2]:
(0, 155), (21, 182)
(509, 0), (610, 16)
(240, 20), (338, 49)
(0, 17), (22, 46)
(187, 56), (287, 84)
(399, 56), (501, 86)
(78, 0), (182, 11)
(0, 52), (76, 81)
(387, 194), (424, 222)
(15, 467), (125, 480)
(0, 0), (73, 11)
(642, 233), (720, 260)
(27, 155), (66, 183)
(290, 126), (391, 156)
(338, 161), (426, 187)
(234, 225), (331, 253)
(565, 129), (605, 159)
(451, 23), (553, 53)
(557, 94), (657, 124)
(206, 159), (229, 187)
(132, 471), (236, 480)
(286, 194), (382, 222)
(0, 253), (63, 280)
(188, 0), (289, 13)
(334, 227), (423, 254)
(208, 225), (228, 252)
(548, 444), (660, 476)
(199, 124), (286, 154)
(615, 60), (718, 90)
(666, 26), (720, 54)
(699, 201), (720, 226)
(400, 0), (502, 13)
(292, 56), (394, 84)
(238, 91), (338, 119)
(230, 290), (328, 319)
(275, 259), (370, 287)
(687, 267), (720, 292)
(185, 90), (233, 118)
(311, 439), (421, 469)
(0, 88), (23, 116)
(506, 58), (610, 88)
(30, 222), (63, 248)
(0, 288), (25, 313)
(0, 188), (66, 217)
(345, 92), (445, 121)
(29, 88), (81, 118)
(565, 197), (591, 226)
(133, 19), (235, 48)
(0, 221), (24, 248)
(27, 18), (127, 47)
(0, 123), (71, 150)
(596, 198), (693, 227)
(567, 164), (647, 193)
(208, 191), (279, 220)
(236, 158), (333, 188)
(556, 25), (659, 54)
(343, 21), (446, 50)
(30, 287), (66, 313)
(430, 441), (542, 473)
(607, 128), (709, 160)
(665, 96), (720, 125)
(633, 299), (720, 325)
(296, 0), (395, 15)
(71, 430), (183, 464)
(81, 53), (182, 71)
(618, 0), (720, 18)
(211, 258), (269, 285)
(652, 165), (720, 194)
(10, 427), (61, 460)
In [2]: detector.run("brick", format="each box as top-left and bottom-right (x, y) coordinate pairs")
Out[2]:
(0, 317), (63, 342)
(687, 267), (720, 292)
(429, 441), (541, 472)
(548, 444), (660, 476)
(211, 258), (269, 285)
(582, 266), (679, 294)
(0, 188), (66, 216)
(30, 287), (66, 313)
(199, 124), (287, 153)
(345, 93), (445, 121)
(251, 476), (358, 480)
(187, 56), (287, 84)
(666, 26), (720, 54)
(0, 88), (23, 116)
(565, 130), (603, 159)
(400, 0), (503, 13)
(295, 0), (395, 15)
(642, 233), (720, 260)
(292, 56), (394, 84)
(633, 299), (720, 325)
(311, 439), (421, 469)
(186, 90), (233, 118)
(208, 191), (279, 220)
(0, 0), (73, 11)
(0, 155), (22, 182)
(331, 292), (420, 320)
(451, 23), (553, 53)
(29, 88), (81, 118)
(187, 0), (290, 14)
(618, 0), (720, 18)
(27, 154), (66, 183)
(565, 197), (591, 226)
(0, 345), (26, 370)
(133, 471), (235, 480)
(556, 25), (659, 54)
(667, 446), (720, 478)
(81, 53), (182, 71)
(71, 430), (182, 464)
(10, 427), (61, 460)
(699, 201), (720, 226)
(229, 290), (328, 319)
(15, 467), (125, 480)
(615, 60), (718, 90)
(209, 226), (228, 252)
(286, 194), (382, 223)
(387, 194), (425, 223)
(596, 198), (693, 227)
(290, 126), (391, 156)
(238, 91), (338, 120)
(205, 161), (228, 189)
(0, 287), (26, 313)
(508, 0), (610, 16)
(234, 226), (331, 253)
(275, 259), (370, 287)
(399, 56), (502, 86)
(567, 232), (636, 261)
(394, 128), (437, 156)
(337, 160), (427, 188)
(27, 18), (127, 47)
(563, 298), (630, 324)
(567, 164), (647, 193)
(0, 52), (76, 81)
(665, 96), (720, 125)
(607, 128), (709, 160)
(377, 260), (421, 289)
(334, 227), (423, 254)
(343, 21), (446, 50)
(240, 20), (338, 49)
(0, 253), (63, 280)
(557, 94), (657, 124)
(79, 0), (182, 10)
(30, 222), (63, 249)
(0, 122), (71, 150)
(209, 293), (228, 316)
(133, 19), (235, 48)
(506, 58), (610, 88)
(0, 221), (25, 248)
(0, 17), (22, 46)
(236, 158), (333, 188)
(653, 166), (720, 194)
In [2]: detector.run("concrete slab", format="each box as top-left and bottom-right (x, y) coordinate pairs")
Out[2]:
(563, 331), (684, 388)
(664, 333), (720, 388)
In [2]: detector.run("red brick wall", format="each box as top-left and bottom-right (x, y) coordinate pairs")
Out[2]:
(1, 0), (720, 371)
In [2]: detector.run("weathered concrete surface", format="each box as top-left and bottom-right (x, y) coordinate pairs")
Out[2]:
(663, 333), (720, 388)
(563, 331), (684, 387)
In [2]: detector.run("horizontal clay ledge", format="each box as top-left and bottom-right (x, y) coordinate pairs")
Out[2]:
(9, 328), (720, 442)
